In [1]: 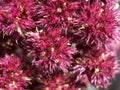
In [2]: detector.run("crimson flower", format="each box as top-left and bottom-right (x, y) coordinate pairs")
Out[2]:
(73, 52), (120, 88)
(34, 0), (80, 29)
(33, 73), (80, 90)
(0, 0), (35, 35)
(25, 28), (77, 76)
(0, 54), (28, 90)
(74, 0), (120, 47)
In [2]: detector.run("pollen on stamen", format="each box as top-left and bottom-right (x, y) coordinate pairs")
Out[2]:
(56, 8), (62, 13)
(95, 68), (100, 73)
(20, 5), (23, 12)
(54, 59), (59, 63)
(63, 2), (67, 7)
(101, 53), (106, 60)
(9, 81), (17, 89)
(78, 88), (81, 90)
(51, 47), (55, 52)
(67, 17), (72, 21)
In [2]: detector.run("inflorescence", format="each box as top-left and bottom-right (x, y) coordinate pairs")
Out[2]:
(0, 0), (120, 90)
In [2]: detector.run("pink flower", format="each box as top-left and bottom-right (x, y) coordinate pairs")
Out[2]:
(0, 54), (28, 90)
(34, 0), (80, 29)
(74, 0), (120, 47)
(33, 73), (80, 90)
(42, 74), (69, 90)
(0, 0), (35, 35)
(25, 28), (77, 76)
(73, 52), (120, 88)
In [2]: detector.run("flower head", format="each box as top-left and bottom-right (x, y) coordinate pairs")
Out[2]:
(74, 0), (120, 47)
(34, 0), (80, 29)
(73, 52), (120, 88)
(0, 0), (35, 35)
(25, 28), (76, 76)
(0, 54), (28, 90)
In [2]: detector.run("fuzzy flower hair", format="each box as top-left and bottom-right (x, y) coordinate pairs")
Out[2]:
(34, 0), (80, 29)
(25, 28), (76, 76)
(73, 52), (120, 88)
(0, 54), (28, 90)
(0, 0), (35, 35)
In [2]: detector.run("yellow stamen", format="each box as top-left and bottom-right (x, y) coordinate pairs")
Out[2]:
(67, 17), (72, 21)
(63, 84), (69, 87)
(101, 53), (106, 60)
(79, 25), (85, 30)
(20, 5), (23, 12)
(43, 15), (49, 18)
(78, 88), (81, 90)
(114, 3), (119, 10)
(113, 66), (117, 70)
(63, 2), (67, 7)
(98, 9), (104, 16)
(54, 59), (59, 63)
(51, 47), (55, 52)
(9, 81), (17, 88)
(57, 8), (62, 13)
(95, 68), (99, 73)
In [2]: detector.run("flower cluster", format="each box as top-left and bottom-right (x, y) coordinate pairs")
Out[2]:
(0, 0), (120, 90)
(0, 55), (28, 90)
